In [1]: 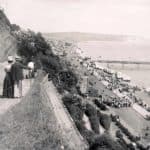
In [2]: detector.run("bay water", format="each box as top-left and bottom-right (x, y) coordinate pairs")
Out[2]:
(78, 40), (150, 88)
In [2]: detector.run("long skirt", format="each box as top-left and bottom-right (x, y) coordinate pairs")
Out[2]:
(3, 72), (14, 98)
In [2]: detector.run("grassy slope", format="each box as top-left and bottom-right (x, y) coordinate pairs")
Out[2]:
(0, 73), (66, 150)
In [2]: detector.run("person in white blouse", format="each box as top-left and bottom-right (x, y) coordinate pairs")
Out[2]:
(27, 61), (34, 78)
(27, 61), (35, 86)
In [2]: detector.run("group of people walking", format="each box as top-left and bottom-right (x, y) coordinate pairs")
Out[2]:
(2, 55), (34, 98)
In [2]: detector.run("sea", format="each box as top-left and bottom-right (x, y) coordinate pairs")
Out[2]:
(77, 40), (150, 88)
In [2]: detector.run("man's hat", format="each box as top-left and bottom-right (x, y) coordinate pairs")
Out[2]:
(15, 55), (21, 60)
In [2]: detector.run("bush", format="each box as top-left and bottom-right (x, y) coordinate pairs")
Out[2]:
(136, 143), (147, 150)
(113, 116), (140, 143)
(147, 107), (150, 112)
(40, 54), (62, 72)
(85, 103), (100, 134)
(87, 87), (99, 97)
(110, 114), (117, 122)
(127, 143), (136, 150)
(89, 133), (126, 150)
(16, 31), (51, 60)
(11, 24), (20, 31)
(94, 99), (107, 111)
(117, 138), (128, 150)
(62, 94), (84, 122)
(116, 130), (123, 139)
(98, 111), (111, 131)
(56, 71), (78, 92)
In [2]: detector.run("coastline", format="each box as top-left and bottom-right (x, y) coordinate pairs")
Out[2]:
(77, 40), (150, 89)
(54, 41), (150, 147)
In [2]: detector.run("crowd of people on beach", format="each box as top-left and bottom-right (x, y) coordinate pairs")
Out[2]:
(79, 56), (150, 112)
(2, 55), (35, 98)
(79, 57), (140, 108)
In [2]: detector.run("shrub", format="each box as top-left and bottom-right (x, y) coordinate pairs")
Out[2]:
(89, 133), (126, 150)
(16, 31), (51, 60)
(98, 111), (111, 131)
(57, 71), (78, 92)
(94, 99), (107, 111)
(85, 103), (100, 134)
(62, 94), (84, 122)
(113, 116), (140, 143)
(110, 114), (117, 122)
(87, 87), (99, 97)
(136, 143), (147, 150)
(116, 130), (123, 139)
(117, 138), (128, 150)
(11, 24), (20, 31)
(147, 107), (150, 112)
(127, 143), (136, 150)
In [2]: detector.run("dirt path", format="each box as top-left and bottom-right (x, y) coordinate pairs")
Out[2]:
(0, 62), (31, 116)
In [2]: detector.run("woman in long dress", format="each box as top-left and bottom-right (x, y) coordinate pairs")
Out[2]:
(2, 56), (14, 98)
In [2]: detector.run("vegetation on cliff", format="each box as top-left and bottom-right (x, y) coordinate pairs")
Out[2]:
(12, 28), (127, 149)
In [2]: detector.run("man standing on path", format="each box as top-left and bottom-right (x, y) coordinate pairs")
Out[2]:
(11, 55), (28, 98)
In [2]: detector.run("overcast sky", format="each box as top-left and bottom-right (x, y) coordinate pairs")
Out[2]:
(0, 0), (150, 37)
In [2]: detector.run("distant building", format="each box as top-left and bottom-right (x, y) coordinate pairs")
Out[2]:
(80, 76), (88, 94)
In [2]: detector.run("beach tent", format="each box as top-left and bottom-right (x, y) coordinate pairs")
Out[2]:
(79, 53), (86, 59)
(101, 80), (109, 87)
(113, 89), (125, 98)
(145, 87), (150, 93)
(128, 82), (137, 88)
(116, 72), (131, 81)
(122, 74), (131, 82)
(94, 62), (104, 70)
(76, 48), (83, 55)
(117, 72), (123, 79)
(106, 68), (115, 74)
(93, 70), (99, 78)
(109, 69), (115, 74)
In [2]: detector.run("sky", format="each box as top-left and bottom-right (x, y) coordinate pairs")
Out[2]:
(0, 0), (150, 37)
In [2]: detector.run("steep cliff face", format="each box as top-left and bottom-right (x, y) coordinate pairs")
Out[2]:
(0, 9), (17, 61)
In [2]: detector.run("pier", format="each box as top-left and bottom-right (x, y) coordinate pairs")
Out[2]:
(98, 60), (150, 65)
(97, 60), (150, 69)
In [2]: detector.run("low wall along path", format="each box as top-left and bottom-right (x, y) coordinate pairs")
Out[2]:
(40, 74), (88, 149)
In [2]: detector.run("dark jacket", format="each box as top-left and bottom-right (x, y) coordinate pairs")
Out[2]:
(11, 62), (27, 82)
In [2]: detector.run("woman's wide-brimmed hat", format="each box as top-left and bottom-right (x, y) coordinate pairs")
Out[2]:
(7, 56), (13, 62)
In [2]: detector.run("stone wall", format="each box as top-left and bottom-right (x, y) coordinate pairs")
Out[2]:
(40, 74), (88, 150)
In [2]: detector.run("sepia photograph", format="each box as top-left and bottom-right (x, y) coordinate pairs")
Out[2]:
(0, 0), (150, 149)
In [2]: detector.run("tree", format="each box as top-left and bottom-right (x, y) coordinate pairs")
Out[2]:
(98, 111), (111, 131)
(116, 130), (123, 139)
(16, 30), (52, 60)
